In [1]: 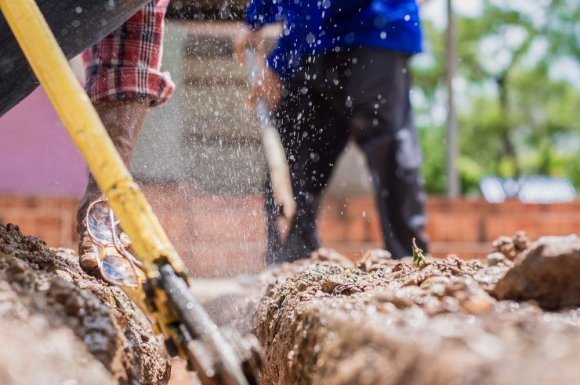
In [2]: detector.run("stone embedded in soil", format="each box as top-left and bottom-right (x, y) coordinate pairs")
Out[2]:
(0, 317), (113, 385)
(492, 234), (580, 308)
(0, 223), (171, 385)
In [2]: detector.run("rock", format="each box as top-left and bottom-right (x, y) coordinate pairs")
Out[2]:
(311, 248), (354, 268)
(492, 231), (530, 260)
(486, 252), (506, 266)
(492, 235), (580, 309)
(0, 224), (171, 385)
(0, 317), (114, 385)
(513, 230), (530, 251)
(356, 249), (392, 272)
(460, 295), (495, 315)
(419, 276), (450, 289)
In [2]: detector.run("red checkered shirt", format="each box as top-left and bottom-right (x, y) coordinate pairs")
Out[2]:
(82, 0), (174, 106)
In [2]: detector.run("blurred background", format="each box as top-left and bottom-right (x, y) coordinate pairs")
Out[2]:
(0, 0), (578, 276)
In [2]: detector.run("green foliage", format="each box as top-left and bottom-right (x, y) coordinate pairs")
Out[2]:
(413, 0), (580, 194)
(412, 238), (427, 269)
(419, 125), (447, 194)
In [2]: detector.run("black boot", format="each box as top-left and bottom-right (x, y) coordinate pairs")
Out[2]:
(264, 175), (283, 265)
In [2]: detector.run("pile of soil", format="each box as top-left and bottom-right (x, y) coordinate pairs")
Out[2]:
(253, 235), (580, 385)
(0, 223), (171, 385)
(3, 219), (579, 385)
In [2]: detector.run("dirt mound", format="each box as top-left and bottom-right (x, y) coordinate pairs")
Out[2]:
(0, 223), (171, 385)
(4, 220), (580, 385)
(254, 236), (580, 385)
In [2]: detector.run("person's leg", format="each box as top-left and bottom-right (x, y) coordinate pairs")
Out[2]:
(264, 68), (319, 264)
(349, 49), (428, 259)
(77, 0), (174, 271)
(265, 53), (351, 264)
(263, 172), (282, 265)
(77, 101), (149, 269)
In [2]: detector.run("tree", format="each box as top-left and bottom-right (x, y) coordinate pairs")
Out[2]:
(414, 0), (580, 194)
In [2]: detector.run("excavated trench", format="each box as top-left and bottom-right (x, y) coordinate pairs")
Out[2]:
(203, 233), (580, 385)
(1, 222), (580, 385)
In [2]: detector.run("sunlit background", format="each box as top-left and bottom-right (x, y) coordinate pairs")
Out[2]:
(0, 0), (578, 277)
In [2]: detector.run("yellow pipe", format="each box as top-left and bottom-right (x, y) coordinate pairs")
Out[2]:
(0, 0), (186, 279)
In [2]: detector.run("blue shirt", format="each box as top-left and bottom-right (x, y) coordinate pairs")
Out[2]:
(247, 0), (423, 79)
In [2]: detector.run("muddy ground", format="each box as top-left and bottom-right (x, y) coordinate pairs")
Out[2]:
(1, 221), (579, 385)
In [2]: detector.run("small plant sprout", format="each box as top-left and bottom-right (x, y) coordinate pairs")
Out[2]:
(412, 238), (426, 269)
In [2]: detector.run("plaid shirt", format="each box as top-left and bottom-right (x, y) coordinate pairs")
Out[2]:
(82, 0), (174, 106)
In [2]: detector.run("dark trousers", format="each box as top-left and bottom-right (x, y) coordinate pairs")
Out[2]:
(265, 48), (429, 261)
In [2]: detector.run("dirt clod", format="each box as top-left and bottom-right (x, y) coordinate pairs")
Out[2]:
(0, 223), (170, 385)
(492, 231), (530, 260)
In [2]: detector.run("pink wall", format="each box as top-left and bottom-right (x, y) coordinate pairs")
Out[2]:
(0, 88), (87, 197)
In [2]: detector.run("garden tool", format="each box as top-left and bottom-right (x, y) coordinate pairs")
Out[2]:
(245, 49), (295, 221)
(0, 1), (262, 384)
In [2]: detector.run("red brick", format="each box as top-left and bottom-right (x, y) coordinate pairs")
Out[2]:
(426, 213), (481, 243)
(1, 190), (578, 271)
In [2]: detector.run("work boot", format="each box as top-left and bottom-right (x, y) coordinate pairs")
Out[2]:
(267, 192), (321, 265)
(77, 100), (148, 273)
(263, 174), (284, 265)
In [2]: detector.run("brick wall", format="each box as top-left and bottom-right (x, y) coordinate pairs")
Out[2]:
(1, 185), (579, 277)
(0, 196), (78, 248)
(320, 197), (580, 259)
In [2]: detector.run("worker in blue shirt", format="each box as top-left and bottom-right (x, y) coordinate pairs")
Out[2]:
(238, 0), (429, 263)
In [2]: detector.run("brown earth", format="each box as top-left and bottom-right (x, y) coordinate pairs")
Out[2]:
(0, 223), (171, 385)
(249, 234), (580, 385)
(188, 233), (580, 385)
(2, 220), (580, 385)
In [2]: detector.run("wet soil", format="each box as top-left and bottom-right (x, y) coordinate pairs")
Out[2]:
(0, 223), (171, 385)
(254, 234), (580, 385)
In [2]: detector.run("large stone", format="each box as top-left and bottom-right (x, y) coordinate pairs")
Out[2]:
(492, 234), (580, 308)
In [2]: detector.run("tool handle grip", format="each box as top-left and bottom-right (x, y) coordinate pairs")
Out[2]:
(245, 50), (273, 127)
(245, 49), (260, 86)
(160, 265), (252, 385)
